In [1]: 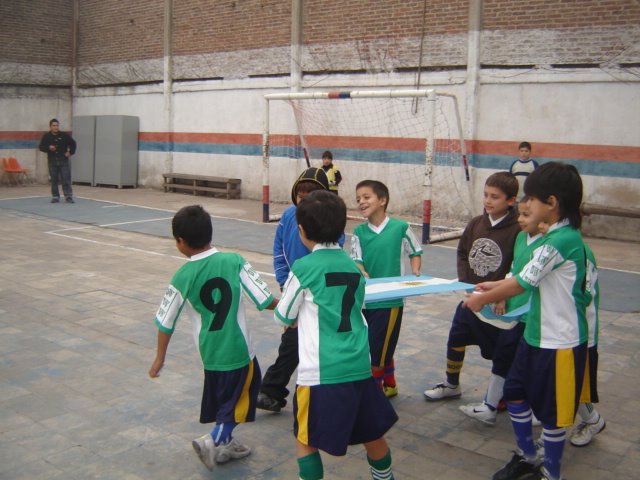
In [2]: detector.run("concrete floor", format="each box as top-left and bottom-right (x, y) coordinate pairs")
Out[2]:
(1, 185), (639, 479)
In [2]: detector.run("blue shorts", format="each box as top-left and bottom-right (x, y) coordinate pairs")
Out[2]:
(491, 322), (525, 377)
(448, 302), (501, 359)
(363, 307), (403, 367)
(200, 357), (261, 424)
(580, 345), (599, 404)
(504, 339), (587, 427)
(293, 377), (398, 456)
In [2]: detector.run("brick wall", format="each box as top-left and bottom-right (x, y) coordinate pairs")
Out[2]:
(77, 0), (163, 65)
(2, 0), (639, 85)
(172, 0), (291, 55)
(0, 0), (73, 66)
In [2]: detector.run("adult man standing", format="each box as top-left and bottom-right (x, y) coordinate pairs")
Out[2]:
(39, 118), (76, 203)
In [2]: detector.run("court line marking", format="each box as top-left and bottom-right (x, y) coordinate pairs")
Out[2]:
(45, 226), (276, 278)
(6, 195), (634, 278)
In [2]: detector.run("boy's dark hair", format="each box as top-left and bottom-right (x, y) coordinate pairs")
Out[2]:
(49, 118), (59, 126)
(356, 179), (390, 211)
(172, 205), (213, 248)
(518, 141), (532, 150)
(524, 162), (583, 229)
(322, 150), (333, 160)
(291, 167), (330, 205)
(296, 190), (346, 244)
(485, 171), (518, 200)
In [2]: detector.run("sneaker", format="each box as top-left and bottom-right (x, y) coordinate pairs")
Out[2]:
(459, 402), (497, 426)
(192, 434), (216, 471)
(492, 450), (542, 480)
(256, 392), (284, 412)
(65, 197), (74, 203)
(423, 383), (461, 401)
(383, 384), (398, 398)
(214, 438), (252, 464)
(51, 198), (59, 203)
(570, 415), (605, 447)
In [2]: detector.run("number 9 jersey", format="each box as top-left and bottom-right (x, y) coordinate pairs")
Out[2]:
(275, 244), (372, 386)
(155, 248), (274, 371)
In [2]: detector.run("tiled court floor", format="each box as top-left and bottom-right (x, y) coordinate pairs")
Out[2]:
(1, 185), (639, 479)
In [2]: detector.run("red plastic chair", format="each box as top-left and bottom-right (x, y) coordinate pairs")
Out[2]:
(3, 157), (30, 185)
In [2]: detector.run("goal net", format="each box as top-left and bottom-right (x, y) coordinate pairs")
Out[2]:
(261, 89), (474, 243)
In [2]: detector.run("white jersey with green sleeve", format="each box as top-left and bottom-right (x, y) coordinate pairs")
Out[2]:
(350, 216), (423, 309)
(275, 244), (372, 386)
(155, 248), (274, 371)
(515, 220), (588, 349)
(585, 244), (599, 347)
(505, 231), (544, 315)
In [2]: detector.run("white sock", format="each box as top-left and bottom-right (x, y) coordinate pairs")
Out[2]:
(484, 374), (505, 409)
(577, 403), (599, 423)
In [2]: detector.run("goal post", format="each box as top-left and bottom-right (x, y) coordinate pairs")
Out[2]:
(261, 89), (473, 243)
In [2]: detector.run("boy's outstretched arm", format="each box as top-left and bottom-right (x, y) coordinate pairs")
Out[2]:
(149, 330), (172, 378)
(410, 255), (421, 276)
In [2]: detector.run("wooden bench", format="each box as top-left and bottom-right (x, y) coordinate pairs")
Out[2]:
(162, 173), (241, 199)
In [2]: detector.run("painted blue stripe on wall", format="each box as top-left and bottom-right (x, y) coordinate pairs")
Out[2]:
(0, 140), (38, 149)
(4, 139), (637, 179)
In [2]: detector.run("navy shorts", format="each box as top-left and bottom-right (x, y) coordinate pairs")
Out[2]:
(200, 357), (261, 424)
(293, 377), (398, 456)
(580, 345), (599, 404)
(363, 307), (403, 367)
(447, 302), (501, 359)
(504, 339), (587, 427)
(491, 322), (525, 377)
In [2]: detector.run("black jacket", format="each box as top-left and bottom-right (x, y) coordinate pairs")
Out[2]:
(39, 131), (76, 162)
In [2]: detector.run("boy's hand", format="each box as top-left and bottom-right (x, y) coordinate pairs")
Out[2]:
(149, 358), (164, 378)
(462, 291), (484, 312)
(473, 281), (498, 293)
(492, 300), (506, 315)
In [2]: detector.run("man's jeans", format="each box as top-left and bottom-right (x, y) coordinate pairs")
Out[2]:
(49, 159), (73, 199)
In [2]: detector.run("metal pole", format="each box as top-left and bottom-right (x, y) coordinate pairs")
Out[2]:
(163, 0), (174, 173)
(422, 90), (437, 244)
(262, 98), (271, 222)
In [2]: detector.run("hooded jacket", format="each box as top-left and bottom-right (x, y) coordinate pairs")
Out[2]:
(456, 208), (520, 284)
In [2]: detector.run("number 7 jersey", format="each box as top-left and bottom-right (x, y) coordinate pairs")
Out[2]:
(155, 248), (274, 371)
(275, 245), (372, 386)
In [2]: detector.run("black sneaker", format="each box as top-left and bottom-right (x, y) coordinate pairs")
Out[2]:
(493, 451), (541, 480)
(51, 198), (59, 203)
(65, 197), (74, 203)
(256, 392), (284, 412)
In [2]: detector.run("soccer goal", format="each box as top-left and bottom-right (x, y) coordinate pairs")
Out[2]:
(261, 89), (474, 243)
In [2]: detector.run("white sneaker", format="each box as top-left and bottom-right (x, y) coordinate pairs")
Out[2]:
(570, 415), (606, 447)
(423, 383), (461, 401)
(214, 438), (252, 464)
(192, 434), (216, 471)
(459, 402), (497, 426)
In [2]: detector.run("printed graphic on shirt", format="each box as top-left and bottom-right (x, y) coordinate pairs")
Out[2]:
(468, 238), (502, 277)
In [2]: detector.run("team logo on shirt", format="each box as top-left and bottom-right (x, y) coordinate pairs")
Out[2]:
(469, 238), (502, 277)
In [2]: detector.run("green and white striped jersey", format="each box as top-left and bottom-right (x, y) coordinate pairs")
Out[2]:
(584, 244), (599, 347)
(155, 248), (273, 371)
(275, 245), (372, 386)
(505, 231), (544, 315)
(350, 216), (423, 309)
(516, 220), (588, 349)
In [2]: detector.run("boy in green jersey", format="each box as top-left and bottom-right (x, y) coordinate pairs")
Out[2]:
(464, 163), (589, 480)
(149, 205), (276, 471)
(350, 180), (422, 398)
(275, 190), (398, 480)
(460, 197), (544, 425)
